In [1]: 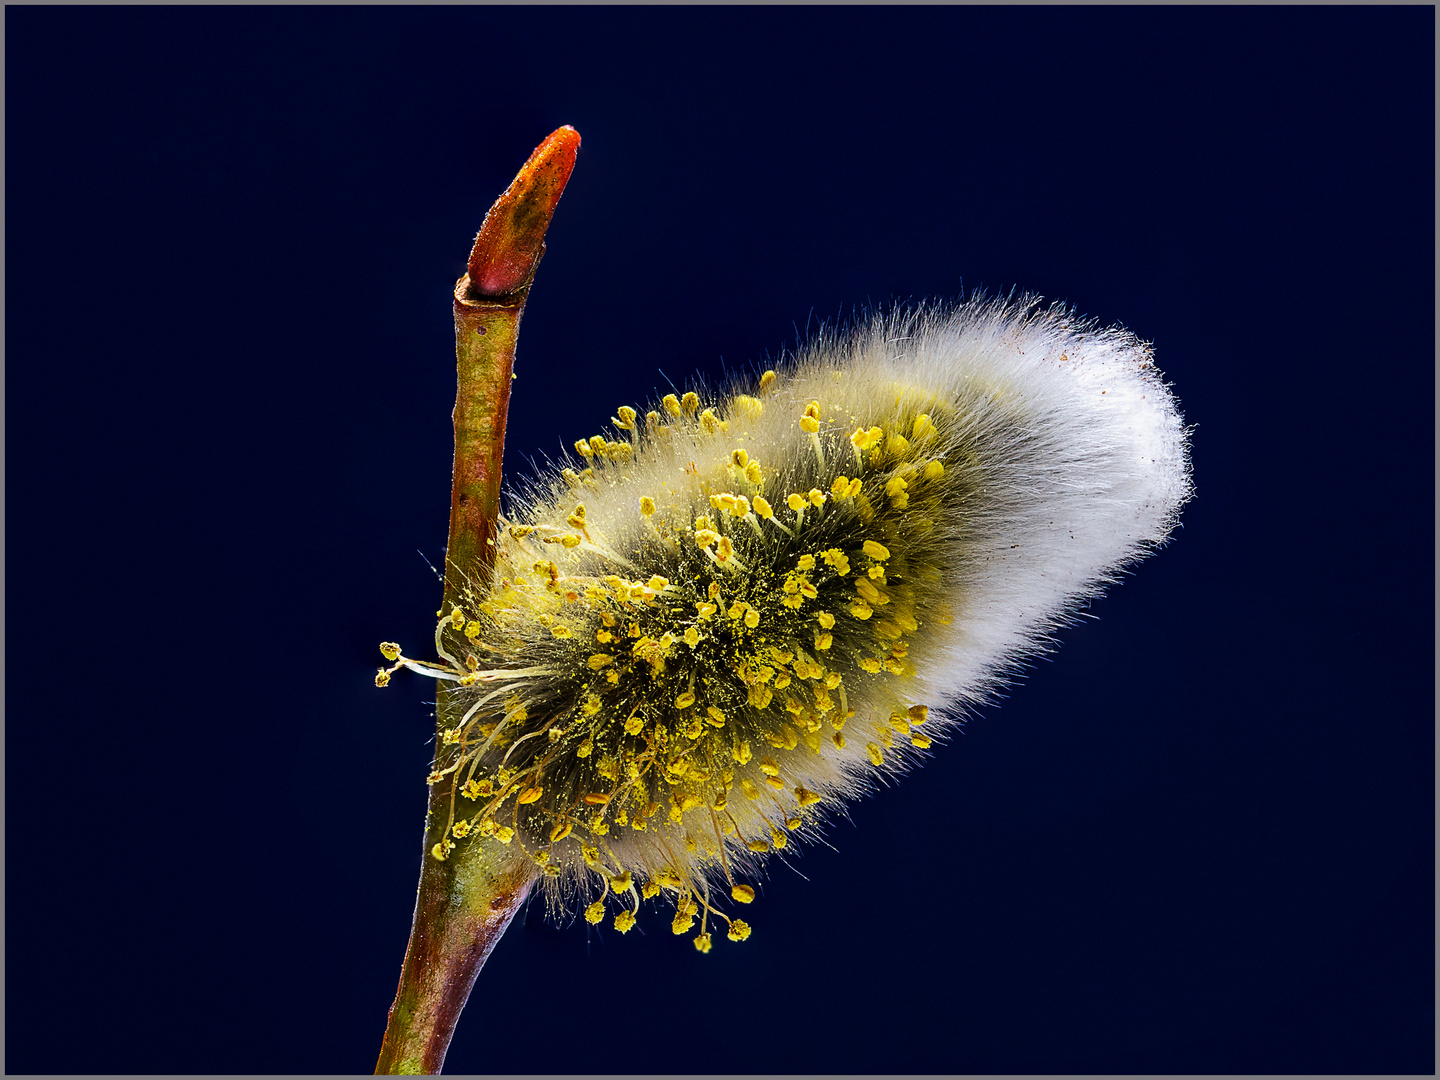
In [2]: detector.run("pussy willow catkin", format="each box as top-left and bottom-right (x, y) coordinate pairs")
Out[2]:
(378, 297), (1190, 952)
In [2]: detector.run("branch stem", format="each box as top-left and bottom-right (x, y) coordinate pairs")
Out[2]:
(375, 126), (579, 1075)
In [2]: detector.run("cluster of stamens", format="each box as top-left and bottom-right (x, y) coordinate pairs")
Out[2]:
(378, 367), (973, 951)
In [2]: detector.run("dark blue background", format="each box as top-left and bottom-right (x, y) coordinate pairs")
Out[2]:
(7, 6), (1433, 1074)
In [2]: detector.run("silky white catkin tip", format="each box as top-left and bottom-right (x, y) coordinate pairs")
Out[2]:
(380, 295), (1190, 947)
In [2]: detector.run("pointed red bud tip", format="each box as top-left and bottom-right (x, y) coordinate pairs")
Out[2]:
(465, 125), (581, 298)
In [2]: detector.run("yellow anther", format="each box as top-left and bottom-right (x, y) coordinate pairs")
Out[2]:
(887, 433), (911, 456)
(588, 435), (607, 455)
(731, 449), (749, 469)
(795, 786), (822, 807)
(868, 565), (887, 583)
(585, 900), (606, 925)
(516, 786), (543, 805)
(911, 733), (933, 748)
(680, 392), (700, 415)
(662, 393), (683, 417)
(863, 539), (891, 561)
(699, 408), (721, 434)
(744, 461), (764, 485)
(374, 670), (391, 688)
(623, 713), (645, 736)
(646, 575), (670, 591)
(493, 826), (514, 844)
(745, 837), (770, 852)
(731, 883), (756, 904)
(799, 415), (820, 434)
(614, 405), (637, 429)
(672, 911), (696, 935)
(744, 607), (760, 629)
(441, 727), (461, 745)
(431, 842), (451, 861)
(732, 739), (752, 765)
(561, 533), (582, 548)
(680, 626), (699, 648)
(740, 779), (761, 800)
(832, 730), (847, 749)
(705, 706), (726, 727)
(696, 601), (717, 619)
(574, 438), (594, 458)
(675, 691), (696, 709)
(851, 600), (874, 620)
(728, 919), (752, 942)
(508, 525), (535, 538)
(912, 413), (935, 439)
(582, 792), (611, 806)
(803, 400), (821, 419)
(924, 458), (945, 480)
(770, 827), (787, 850)
(715, 536), (735, 561)
(909, 704), (929, 724)
(786, 493), (805, 512)
(550, 821), (574, 842)
(587, 654), (614, 669)
(732, 495), (750, 517)
(759, 757), (780, 777)
(808, 489), (826, 507)
(695, 529), (718, 548)
(551, 625), (572, 639)
(794, 553), (816, 572)
(855, 577), (882, 604)
(816, 611), (836, 629)
(830, 476), (852, 498)
(814, 631), (833, 650)
(866, 742), (884, 766)
(733, 394), (764, 419)
(379, 642), (401, 661)
(613, 909), (637, 933)
(450, 608), (465, 629)
(452, 820), (472, 838)
(850, 425), (884, 451)
(693, 932), (713, 954)
(577, 739), (594, 758)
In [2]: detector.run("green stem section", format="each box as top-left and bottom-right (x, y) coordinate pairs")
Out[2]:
(375, 290), (541, 1075)
(373, 823), (537, 1074)
(442, 294), (523, 611)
